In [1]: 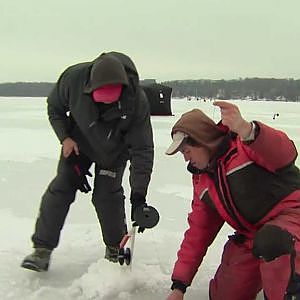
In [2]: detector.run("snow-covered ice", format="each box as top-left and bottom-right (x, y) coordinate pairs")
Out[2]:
(1, 97), (299, 299)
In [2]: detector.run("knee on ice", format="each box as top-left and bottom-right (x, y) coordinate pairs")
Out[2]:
(252, 225), (295, 262)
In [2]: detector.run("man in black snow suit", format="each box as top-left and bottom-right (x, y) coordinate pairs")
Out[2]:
(21, 51), (154, 271)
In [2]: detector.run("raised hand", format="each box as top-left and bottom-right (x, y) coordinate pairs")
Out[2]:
(213, 101), (252, 139)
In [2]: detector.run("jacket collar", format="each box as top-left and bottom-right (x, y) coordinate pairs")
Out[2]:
(187, 132), (237, 174)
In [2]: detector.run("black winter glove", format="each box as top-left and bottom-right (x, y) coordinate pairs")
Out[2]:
(133, 211), (147, 233)
(130, 192), (147, 233)
(66, 153), (92, 193)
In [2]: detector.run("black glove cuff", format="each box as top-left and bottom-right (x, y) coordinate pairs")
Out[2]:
(171, 280), (187, 294)
(66, 152), (80, 165)
(130, 192), (146, 207)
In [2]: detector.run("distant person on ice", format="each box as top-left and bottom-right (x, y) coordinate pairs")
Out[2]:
(21, 51), (155, 271)
(165, 101), (300, 300)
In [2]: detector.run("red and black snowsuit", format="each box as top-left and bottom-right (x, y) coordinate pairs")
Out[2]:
(171, 121), (300, 300)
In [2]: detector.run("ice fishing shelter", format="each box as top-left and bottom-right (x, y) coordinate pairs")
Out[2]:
(141, 83), (173, 116)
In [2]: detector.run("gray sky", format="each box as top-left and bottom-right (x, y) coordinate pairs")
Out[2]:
(1, 0), (300, 82)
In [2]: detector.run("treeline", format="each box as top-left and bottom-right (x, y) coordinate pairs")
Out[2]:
(162, 78), (300, 101)
(1, 78), (300, 101)
(0, 82), (54, 97)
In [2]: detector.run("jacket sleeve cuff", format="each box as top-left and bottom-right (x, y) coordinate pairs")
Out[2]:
(171, 280), (188, 294)
(241, 121), (256, 142)
(130, 192), (146, 205)
(241, 121), (260, 144)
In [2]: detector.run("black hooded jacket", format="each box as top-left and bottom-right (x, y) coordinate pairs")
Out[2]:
(47, 51), (154, 196)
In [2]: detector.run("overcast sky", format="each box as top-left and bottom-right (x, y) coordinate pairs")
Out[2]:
(1, 0), (300, 82)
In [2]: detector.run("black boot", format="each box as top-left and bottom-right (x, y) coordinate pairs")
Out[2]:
(284, 274), (300, 300)
(104, 245), (119, 263)
(21, 248), (52, 272)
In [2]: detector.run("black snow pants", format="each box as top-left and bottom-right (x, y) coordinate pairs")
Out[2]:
(31, 152), (127, 250)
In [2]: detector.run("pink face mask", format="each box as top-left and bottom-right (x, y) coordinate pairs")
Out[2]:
(92, 84), (123, 103)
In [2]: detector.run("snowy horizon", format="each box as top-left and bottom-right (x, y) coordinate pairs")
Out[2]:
(1, 97), (299, 299)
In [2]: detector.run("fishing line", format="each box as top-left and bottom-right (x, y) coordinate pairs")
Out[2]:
(212, 104), (217, 122)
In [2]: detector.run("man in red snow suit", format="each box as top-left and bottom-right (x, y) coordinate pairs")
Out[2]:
(165, 101), (300, 300)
